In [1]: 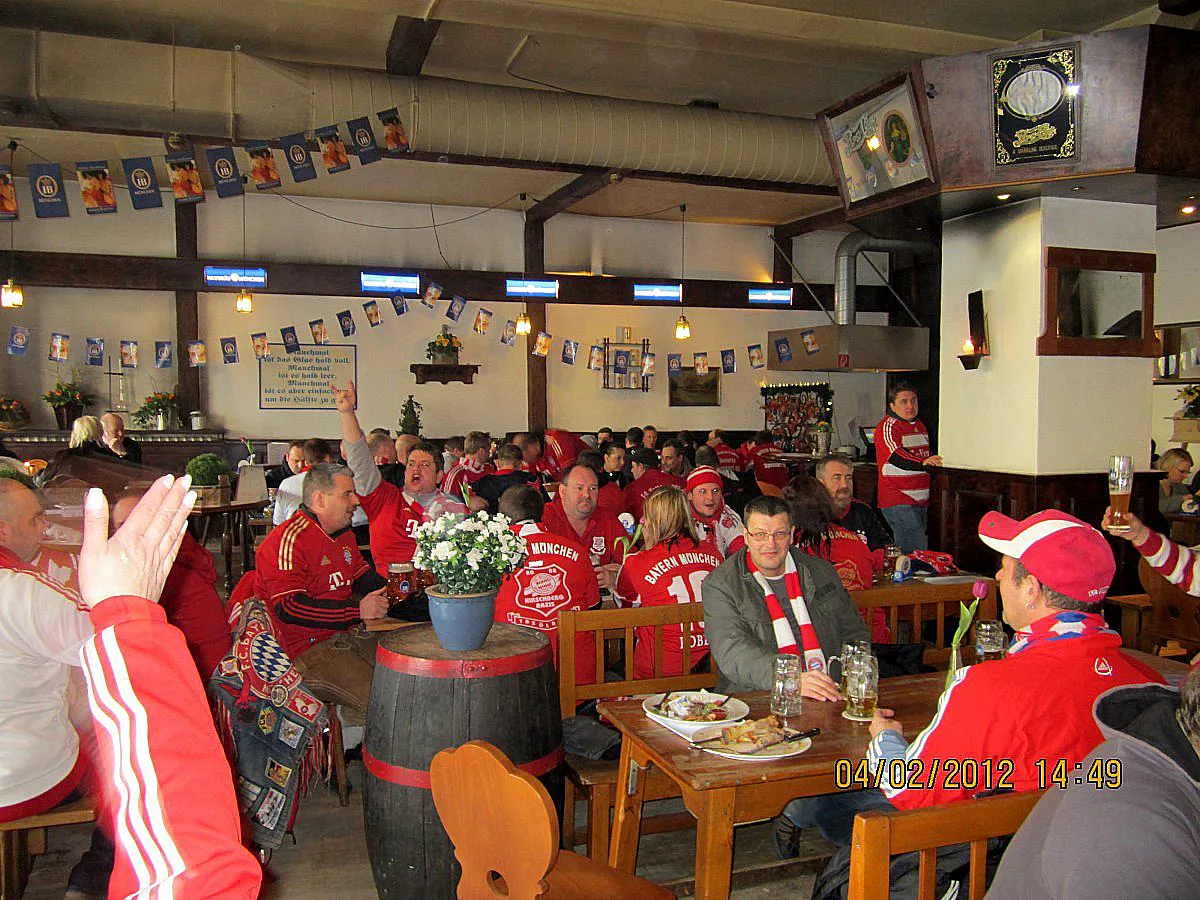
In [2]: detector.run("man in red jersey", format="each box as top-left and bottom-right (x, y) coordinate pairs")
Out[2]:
(745, 430), (789, 492)
(706, 429), (744, 480)
(874, 381), (942, 551)
(512, 432), (556, 479)
(332, 382), (467, 575)
(542, 428), (588, 480)
(686, 466), (745, 558)
(623, 447), (684, 522)
(775, 509), (1164, 857)
(541, 463), (627, 593)
(248, 462), (389, 726)
(442, 430), (493, 499)
(493, 484), (600, 685)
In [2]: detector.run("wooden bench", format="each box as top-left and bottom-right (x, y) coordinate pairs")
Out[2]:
(848, 790), (1044, 900)
(557, 603), (715, 861)
(1, 798), (96, 899)
(851, 579), (998, 668)
(1136, 557), (1200, 658)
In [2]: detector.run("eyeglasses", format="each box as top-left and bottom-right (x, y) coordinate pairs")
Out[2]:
(746, 529), (792, 543)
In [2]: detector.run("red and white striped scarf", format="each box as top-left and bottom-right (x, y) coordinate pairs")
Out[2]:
(746, 553), (826, 673)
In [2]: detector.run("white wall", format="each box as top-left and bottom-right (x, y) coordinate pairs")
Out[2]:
(939, 197), (1155, 476)
(1, 186), (885, 439)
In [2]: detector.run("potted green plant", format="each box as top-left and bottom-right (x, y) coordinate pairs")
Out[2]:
(43, 374), (98, 430)
(186, 452), (234, 505)
(0, 396), (31, 432)
(398, 394), (423, 437)
(809, 420), (833, 455)
(425, 332), (463, 364)
(412, 511), (527, 651)
(132, 391), (182, 431)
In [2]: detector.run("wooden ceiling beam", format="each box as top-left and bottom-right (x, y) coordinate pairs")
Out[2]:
(526, 169), (622, 223)
(774, 206), (849, 240)
(385, 15), (442, 76)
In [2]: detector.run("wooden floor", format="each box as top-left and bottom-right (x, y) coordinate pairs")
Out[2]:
(22, 760), (831, 898)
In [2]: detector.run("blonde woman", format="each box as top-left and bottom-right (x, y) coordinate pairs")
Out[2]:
(614, 486), (722, 678)
(1156, 447), (1195, 515)
(68, 415), (105, 450)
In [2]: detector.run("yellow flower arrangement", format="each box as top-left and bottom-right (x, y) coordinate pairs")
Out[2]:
(425, 332), (464, 361)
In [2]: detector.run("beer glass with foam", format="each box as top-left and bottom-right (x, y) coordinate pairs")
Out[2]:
(1107, 455), (1134, 532)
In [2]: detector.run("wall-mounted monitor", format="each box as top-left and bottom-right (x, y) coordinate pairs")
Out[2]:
(748, 287), (793, 306)
(633, 284), (682, 303)
(505, 279), (559, 298)
(203, 266), (268, 288)
(360, 272), (420, 294)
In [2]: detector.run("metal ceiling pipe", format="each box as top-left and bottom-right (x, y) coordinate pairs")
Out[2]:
(0, 27), (834, 185)
(833, 232), (936, 325)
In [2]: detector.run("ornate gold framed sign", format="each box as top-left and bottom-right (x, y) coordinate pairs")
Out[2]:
(992, 44), (1079, 167)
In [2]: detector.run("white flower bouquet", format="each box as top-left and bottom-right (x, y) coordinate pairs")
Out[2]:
(412, 511), (527, 595)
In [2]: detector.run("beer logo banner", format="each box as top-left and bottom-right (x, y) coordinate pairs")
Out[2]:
(221, 337), (239, 364)
(390, 295), (408, 317)
(446, 295), (466, 322)
(155, 340), (174, 368)
(28, 163), (69, 218)
(121, 157), (163, 210)
(362, 301), (382, 327)
(561, 339), (578, 365)
(0, 166), (18, 221)
(188, 340), (208, 367)
(473, 308), (492, 334)
(49, 332), (70, 361)
(205, 147), (244, 198)
(280, 325), (301, 354)
(748, 344), (765, 369)
(346, 117), (381, 166)
(774, 336), (794, 363)
(721, 348), (736, 374)
(245, 141), (282, 190)
(120, 340), (139, 368)
(76, 162), (117, 214)
(377, 108), (410, 156)
(336, 310), (356, 337)
(279, 133), (317, 184)
(315, 125), (350, 174)
(308, 318), (330, 345)
(694, 352), (709, 375)
(532, 332), (552, 358)
(86, 337), (105, 367)
(165, 151), (205, 203)
(642, 352), (656, 376)
(587, 345), (603, 371)
(251, 332), (270, 359)
(667, 353), (682, 374)
(8, 325), (29, 357)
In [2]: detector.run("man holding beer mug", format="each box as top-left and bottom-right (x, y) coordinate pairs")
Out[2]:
(775, 510), (1163, 858)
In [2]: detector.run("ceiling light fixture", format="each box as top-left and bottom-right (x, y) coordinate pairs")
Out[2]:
(2, 143), (22, 309)
(515, 311), (532, 335)
(236, 182), (254, 313)
(675, 203), (691, 340)
(1182, 205), (1198, 216)
(996, 193), (1011, 201)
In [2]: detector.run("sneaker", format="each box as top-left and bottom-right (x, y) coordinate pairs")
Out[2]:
(772, 813), (800, 859)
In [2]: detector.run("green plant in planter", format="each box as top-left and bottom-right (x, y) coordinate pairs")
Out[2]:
(398, 394), (423, 436)
(186, 452), (233, 487)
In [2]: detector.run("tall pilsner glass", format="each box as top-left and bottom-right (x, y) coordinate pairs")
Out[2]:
(1108, 455), (1134, 532)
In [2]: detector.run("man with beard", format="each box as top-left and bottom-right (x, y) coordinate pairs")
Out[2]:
(686, 466), (745, 559)
(541, 463), (626, 594)
(815, 453), (892, 551)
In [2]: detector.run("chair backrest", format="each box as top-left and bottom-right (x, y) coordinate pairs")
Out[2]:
(848, 790), (1045, 900)
(756, 480), (784, 497)
(430, 740), (559, 900)
(851, 580), (998, 668)
(1138, 557), (1200, 655)
(557, 603), (717, 715)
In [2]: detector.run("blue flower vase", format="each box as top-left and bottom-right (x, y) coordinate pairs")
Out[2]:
(426, 586), (497, 652)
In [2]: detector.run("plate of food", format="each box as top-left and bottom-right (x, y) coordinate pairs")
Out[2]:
(689, 715), (815, 761)
(643, 690), (750, 738)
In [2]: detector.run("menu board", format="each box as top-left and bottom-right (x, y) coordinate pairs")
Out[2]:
(258, 344), (356, 410)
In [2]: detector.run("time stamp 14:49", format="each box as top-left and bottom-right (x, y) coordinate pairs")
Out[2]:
(835, 757), (1123, 791)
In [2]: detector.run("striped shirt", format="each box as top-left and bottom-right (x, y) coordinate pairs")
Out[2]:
(874, 413), (932, 509)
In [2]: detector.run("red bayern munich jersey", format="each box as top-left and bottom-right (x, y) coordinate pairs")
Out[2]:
(541, 495), (628, 567)
(615, 536), (721, 678)
(494, 522), (601, 685)
(357, 480), (467, 576)
(622, 469), (685, 522)
(252, 510), (369, 658)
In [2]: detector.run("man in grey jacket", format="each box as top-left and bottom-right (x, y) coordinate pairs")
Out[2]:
(702, 494), (869, 697)
(987, 665), (1200, 899)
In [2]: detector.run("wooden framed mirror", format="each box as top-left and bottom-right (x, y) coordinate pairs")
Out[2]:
(1037, 246), (1160, 357)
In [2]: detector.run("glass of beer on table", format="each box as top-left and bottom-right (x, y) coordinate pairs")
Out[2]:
(1107, 454), (1133, 532)
(771, 655), (804, 722)
(974, 620), (1006, 662)
(844, 654), (879, 720)
(834, 640), (872, 693)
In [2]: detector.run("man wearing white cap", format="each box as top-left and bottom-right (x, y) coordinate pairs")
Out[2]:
(775, 509), (1165, 858)
(686, 466), (745, 558)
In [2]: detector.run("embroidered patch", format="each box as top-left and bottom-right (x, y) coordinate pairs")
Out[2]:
(277, 718), (304, 749)
(287, 689), (322, 721)
(236, 776), (262, 806)
(255, 788), (287, 829)
(258, 707), (278, 735)
(344, 547), (353, 566)
(1094, 657), (1113, 677)
(265, 758), (293, 788)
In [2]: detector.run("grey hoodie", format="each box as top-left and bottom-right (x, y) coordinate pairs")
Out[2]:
(987, 682), (1200, 899)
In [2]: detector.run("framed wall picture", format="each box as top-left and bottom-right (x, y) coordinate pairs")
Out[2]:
(991, 44), (1078, 167)
(668, 367), (720, 407)
(819, 71), (937, 210)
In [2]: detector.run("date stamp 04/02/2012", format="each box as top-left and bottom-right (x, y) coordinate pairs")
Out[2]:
(835, 757), (1123, 792)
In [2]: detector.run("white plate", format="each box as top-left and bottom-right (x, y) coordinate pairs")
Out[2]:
(642, 692), (749, 738)
(701, 736), (812, 761)
(917, 574), (986, 585)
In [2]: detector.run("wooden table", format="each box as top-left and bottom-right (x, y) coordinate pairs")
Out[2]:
(188, 498), (268, 595)
(600, 672), (947, 900)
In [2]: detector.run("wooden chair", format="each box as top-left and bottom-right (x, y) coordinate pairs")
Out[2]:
(557, 603), (716, 860)
(430, 740), (673, 900)
(756, 480), (784, 497)
(1106, 592), (1153, 651)
(1137, 557), (1200, 658)
(851, 580), (998, 669)
(848, 790), (1045, 900)
(1, 798), (96, 899)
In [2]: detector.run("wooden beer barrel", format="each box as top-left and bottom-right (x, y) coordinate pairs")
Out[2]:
(364, 623), (563, 899)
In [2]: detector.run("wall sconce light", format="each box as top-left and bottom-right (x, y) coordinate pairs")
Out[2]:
(1, 278), (23, 309)
(958, 289), (989, 370)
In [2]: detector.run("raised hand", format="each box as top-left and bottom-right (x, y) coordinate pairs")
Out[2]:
(330, 380), (357, 413)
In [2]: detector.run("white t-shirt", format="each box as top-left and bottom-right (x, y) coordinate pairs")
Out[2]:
(0, 565), (94, 808)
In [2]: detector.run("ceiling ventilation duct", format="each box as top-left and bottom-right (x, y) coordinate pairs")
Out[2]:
(768, 233), (936, 372)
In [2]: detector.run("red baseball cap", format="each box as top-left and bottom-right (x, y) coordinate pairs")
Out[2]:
(977, 509), (1114, 605)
